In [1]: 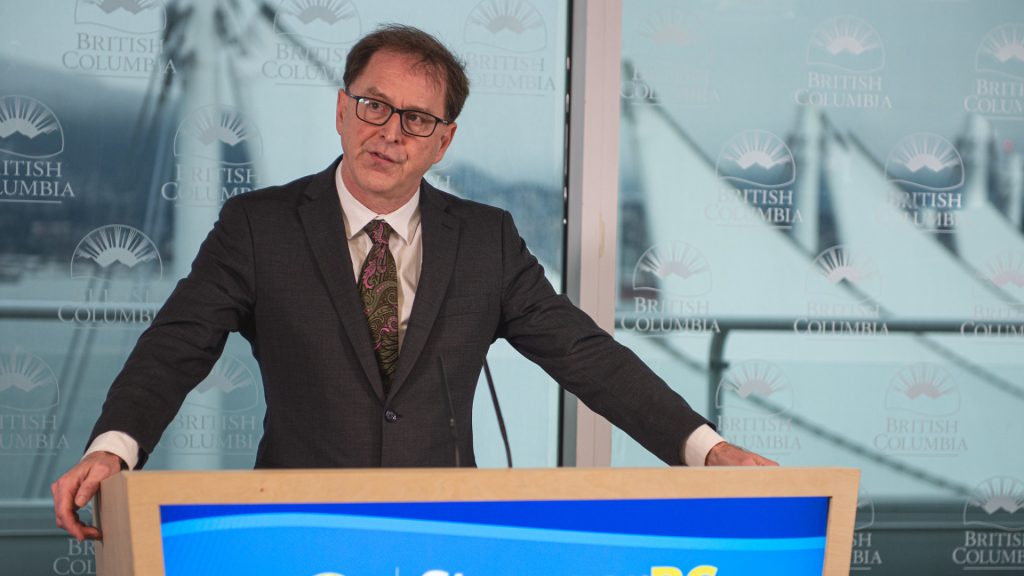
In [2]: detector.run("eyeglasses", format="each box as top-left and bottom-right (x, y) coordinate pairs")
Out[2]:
(344, 91), (450, 137)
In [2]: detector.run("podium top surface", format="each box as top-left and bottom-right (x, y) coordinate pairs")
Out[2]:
(97, 467), (859, 576)
(106, 465), (858, 502)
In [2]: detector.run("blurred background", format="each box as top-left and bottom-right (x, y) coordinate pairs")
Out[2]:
(1, 0), (1022, 574)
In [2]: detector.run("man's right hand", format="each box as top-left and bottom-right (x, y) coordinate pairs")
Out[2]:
(51, 451), (124, 541)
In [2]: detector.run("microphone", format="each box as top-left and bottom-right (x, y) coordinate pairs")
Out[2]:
(440, 356), (461, 467)
(439, 356), (513, 468)
(483, 359), (513, 468)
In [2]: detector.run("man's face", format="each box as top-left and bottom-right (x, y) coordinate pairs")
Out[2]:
(336, 50), (457, 212)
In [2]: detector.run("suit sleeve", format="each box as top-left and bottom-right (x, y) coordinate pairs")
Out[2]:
(87, 197), (257, 467)
(495, 211), (709, 465)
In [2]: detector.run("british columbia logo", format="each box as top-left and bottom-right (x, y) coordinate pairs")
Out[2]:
(885, 133), (964, 192)
(953, 476), (1024, 570)
(884, 364), (960, 417)
(173, 105), (263, 165)
(633, 241), (712, 298)
(184, 355), (260, 413)
(876, 363), (966, 457)
(464, 0), (547, 52)
(964, 477), (1024, 531)
(0, 96), (64, 159)
(61, 225), (163, 326)
(163, 105), (261, 205)
(714, 360), (793, 416)
(619, 242), (719, 335)
(984, 253), (1024, 295)
(797, 245), (888, 336)
(0, 348), (67, 455)
(883, 133), (964, 231)
(461, 0), (555, 95)
(807, 16), (884, 73)
(263, 0), (361, 85)
(710, 130), (801, 228)
(74, 0), (167, 35)
(166, 354), (261, 456)
(975, 24), (1024, 80)
(622, 8), (717, 107)
(70, 225), (163, 281)
(716, 130), (796, 188)
(274, 0), (360, 45)
(806, 245), (880, 302)
(964, 252), (1024, 338)
(65, 0), (175, 78)
(0, 96), (75, 204)
(966, 23), (1024, 119)
(714, 360), (800, 455)
(0, 349), (59, 412)
(796, 16), (891, 109)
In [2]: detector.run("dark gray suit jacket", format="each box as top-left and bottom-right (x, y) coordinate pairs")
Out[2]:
(90, 158), (709, 468)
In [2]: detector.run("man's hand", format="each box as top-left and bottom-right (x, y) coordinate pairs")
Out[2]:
(705, 441), (779, 466)
(51, 451), (124, 541)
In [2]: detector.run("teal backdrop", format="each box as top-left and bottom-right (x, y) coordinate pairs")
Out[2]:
(2, 1), (1024, 575)
(0, 1), (569, 573)
(613, 1), (1024, 575)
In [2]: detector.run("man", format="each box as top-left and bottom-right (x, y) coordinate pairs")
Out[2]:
(52, 24), (775, 541)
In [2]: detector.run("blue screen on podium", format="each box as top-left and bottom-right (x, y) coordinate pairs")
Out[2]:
(160, 497), (830, 575)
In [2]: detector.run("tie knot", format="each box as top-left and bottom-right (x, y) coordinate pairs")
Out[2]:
(364, 220), (393, 246)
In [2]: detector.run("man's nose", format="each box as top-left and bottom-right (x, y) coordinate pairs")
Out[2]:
(379, 112), (403, 140)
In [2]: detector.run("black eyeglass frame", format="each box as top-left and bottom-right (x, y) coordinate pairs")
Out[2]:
(343, 90), (451, 138)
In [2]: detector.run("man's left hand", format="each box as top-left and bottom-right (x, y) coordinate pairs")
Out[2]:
(705, 441), (778, 466)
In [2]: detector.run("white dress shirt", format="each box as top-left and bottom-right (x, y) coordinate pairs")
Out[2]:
(86, 161), (723, 468)
(335, 164), (422, 350)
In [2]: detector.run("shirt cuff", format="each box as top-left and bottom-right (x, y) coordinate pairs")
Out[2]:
(84, 431), (139, 470)
(684, 424), (726, 467)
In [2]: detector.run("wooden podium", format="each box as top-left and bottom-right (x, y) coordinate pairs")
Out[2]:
(95, 467), (859, 576)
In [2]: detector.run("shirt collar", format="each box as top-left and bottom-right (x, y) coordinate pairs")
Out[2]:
(335, 160), (420, 243)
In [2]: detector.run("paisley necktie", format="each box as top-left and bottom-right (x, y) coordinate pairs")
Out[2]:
(358, 220), (399, 390)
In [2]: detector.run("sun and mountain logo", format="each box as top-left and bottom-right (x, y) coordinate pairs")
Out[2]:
(464, 0), (547, 53)
(624, 7), (715, 107)
(184, 355), (260, 413)
(976, 23), (1024, 80)
(807, 16), (885, 74)
(0, 348), (60, 412)
(806, 245), (881, 302)
(70, 225), (163, 281)
(173, 106), (263, 166)
(983, 253), (1024, 296)
(885, 133), (964, 192)
(633, 6), (712, 67)
(715, 130), (796, 189)
(0, 96), (65, 159)
(273, 0), (362, 45)
(885, 363), (961, 417)
(637, 7), (702, 50)
(715, 360), (793, 416)
(74, 0), (167, 35)
(964, 476), (1024, 531)
(632, 242), (713, 298)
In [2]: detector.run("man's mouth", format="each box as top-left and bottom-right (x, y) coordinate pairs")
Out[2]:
(369, 150), (398, 164)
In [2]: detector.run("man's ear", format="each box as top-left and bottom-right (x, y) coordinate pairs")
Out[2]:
(434, 122), (457, 164)
(335, 89), (346, 135)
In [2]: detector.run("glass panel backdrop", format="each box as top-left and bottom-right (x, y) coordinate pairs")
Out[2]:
(0, 0), (569, 572)
(614, 0), (1024, 574)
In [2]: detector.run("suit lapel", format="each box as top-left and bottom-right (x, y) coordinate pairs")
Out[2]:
(388, 182), (459, 399)
(297, 159), (387, 400)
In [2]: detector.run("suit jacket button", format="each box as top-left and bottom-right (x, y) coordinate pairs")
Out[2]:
(384, 410), (399, 423)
